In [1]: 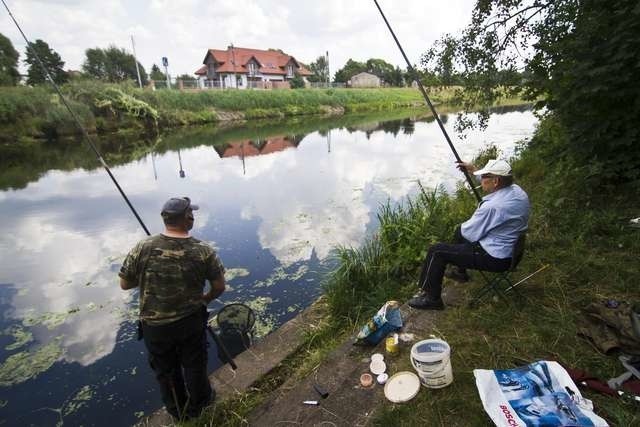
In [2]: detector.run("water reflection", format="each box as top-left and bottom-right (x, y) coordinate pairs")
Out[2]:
(0, 105), (537, 425)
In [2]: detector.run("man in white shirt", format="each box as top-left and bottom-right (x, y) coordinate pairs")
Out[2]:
(408, 159), (530, 310)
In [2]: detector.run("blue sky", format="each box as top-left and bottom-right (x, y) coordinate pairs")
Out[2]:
(2, 0), (474, 78)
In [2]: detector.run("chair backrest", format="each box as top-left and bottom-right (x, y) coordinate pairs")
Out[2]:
(509, 233), (526, 271)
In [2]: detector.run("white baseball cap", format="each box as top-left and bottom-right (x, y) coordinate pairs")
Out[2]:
(473, 159), (512, 177)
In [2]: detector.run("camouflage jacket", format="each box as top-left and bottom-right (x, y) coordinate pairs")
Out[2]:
(119, 234), (225, 326)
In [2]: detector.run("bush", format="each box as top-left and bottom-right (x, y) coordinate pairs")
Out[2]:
(289, 74), (305, 89)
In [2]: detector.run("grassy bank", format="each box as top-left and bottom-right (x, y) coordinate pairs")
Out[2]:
(191, 116), (640, 425)
(0, 81), (525, 142)
(326, 120), (640, 425)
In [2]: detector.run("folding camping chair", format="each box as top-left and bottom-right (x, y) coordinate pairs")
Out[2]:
(468, 233), (527, 308)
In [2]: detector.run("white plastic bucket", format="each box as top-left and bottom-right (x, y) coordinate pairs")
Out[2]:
(410, 339), (453, 388)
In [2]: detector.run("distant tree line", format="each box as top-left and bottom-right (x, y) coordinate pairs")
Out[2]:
(1, 31), (518, 90)
(0, 33), (198, 88)
(307, 54), (525, 88)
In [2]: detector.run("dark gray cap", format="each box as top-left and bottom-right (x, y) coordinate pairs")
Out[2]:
(161, 197), (199, 216)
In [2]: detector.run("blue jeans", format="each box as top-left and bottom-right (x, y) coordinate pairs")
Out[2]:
(418, 227), (511, 299)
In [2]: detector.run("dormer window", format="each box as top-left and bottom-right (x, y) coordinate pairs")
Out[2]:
(286, 65), (293, 77)
(248, 62), (257, 76)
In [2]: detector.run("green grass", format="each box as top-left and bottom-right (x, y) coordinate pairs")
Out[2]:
(0, 82), (429, 140)
(0, 80), (526, 141)
(337, 120), (640, 426)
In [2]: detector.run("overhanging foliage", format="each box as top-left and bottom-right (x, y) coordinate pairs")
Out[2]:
(424, 0), (640, 183)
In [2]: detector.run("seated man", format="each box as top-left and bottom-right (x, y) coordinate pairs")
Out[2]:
(408, 159), (530, 310)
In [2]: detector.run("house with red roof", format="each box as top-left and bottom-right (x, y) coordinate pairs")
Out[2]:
(195, 46), (312, 89)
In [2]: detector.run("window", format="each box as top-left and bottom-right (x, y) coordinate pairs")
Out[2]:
(287, 65), (293, 77)
(248, 62), (257, 76)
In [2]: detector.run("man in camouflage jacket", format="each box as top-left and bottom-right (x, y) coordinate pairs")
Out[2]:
(119, 197), (226, 420)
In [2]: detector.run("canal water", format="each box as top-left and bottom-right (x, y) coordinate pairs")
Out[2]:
(0, 106), (537, 425)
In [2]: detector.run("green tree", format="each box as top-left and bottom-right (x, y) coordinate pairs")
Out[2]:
(387, 66), (405, 87)
(176, 73), (196, 82)
(0, 33), (20, 86)
(289, 73), (305, 89)
(149, 64), (165, 81)
(24, 39), (67, 85)
(421, 34), (461, 86)
(425, 0), (640, 182)
(82, 46), (147, 84)
(365, 58), (395, 84)
(307, 55), (329, 83)
(333, 59), (367, 83)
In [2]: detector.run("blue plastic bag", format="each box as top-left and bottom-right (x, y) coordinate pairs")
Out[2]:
(354, 301), (403, 346)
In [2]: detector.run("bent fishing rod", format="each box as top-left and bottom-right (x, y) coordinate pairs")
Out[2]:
(2, 0), (150, 235)
(372, 0), (482, 203)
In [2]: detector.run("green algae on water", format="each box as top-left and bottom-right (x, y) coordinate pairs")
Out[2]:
(22, 308), (80, 329)
(62, 385), (94, 417)
(253, 265), (309, 289)
(0, 338), (65, 386)
(244, 296), (276, 337)
(224, 268), (250, 282)
(3, 325), (34, 351)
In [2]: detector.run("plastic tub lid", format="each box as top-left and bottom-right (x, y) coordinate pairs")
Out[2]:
(384, 371), (421, 403)
(370, 359), (386, 375)
(371, 353), (384, 363)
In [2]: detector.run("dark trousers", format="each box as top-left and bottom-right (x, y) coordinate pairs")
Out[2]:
(418, 227), (511, 299)
(142, 309), (213, 419)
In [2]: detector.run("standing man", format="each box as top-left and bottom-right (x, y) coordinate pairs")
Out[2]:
(408, 159), (530, 310)
(119, 197), (226, 419)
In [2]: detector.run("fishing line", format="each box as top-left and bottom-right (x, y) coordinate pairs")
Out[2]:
(372, 0), (482, 202)
(2, 0), (151, 235)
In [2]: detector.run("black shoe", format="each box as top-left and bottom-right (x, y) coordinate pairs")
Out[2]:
(408, 293), (445, 310)
(445, 268), (470, 283)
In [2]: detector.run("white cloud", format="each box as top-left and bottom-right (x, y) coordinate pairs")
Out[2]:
(2, 0), (474, 77)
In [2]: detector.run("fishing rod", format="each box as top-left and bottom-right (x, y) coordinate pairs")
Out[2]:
(1, 0), (151, 235)
(3, 0), (239, 370)
(1, 11), (244, 424)
(372, 0), (482, 202)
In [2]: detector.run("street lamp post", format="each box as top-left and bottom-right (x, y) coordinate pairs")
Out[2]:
(326, 50), (330, 87)
(162, 56), (171, 90)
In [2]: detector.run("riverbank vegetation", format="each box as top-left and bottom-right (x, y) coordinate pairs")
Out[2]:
(0, 83), (418, 140)
(0, 81), (528, 143)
